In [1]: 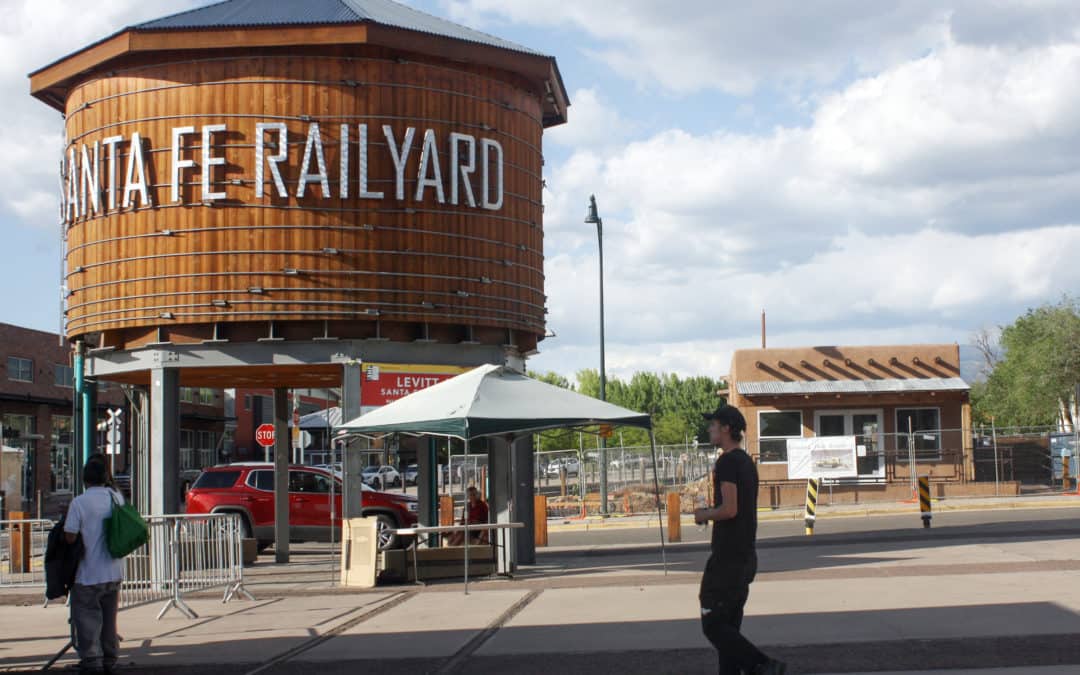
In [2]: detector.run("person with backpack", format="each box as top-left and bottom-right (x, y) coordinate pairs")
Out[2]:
(64, 457), (124, 674)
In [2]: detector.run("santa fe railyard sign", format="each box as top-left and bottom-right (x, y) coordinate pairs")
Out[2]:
(60, 122), (506, 224)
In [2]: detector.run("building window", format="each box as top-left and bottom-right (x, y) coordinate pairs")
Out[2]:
(2, 413), (35, 443)
(199, 430), (215, 468)
(758, 410), (803, 463)
(7, 357), (33, 383)
(180, 388), (193, 404)
(896, 408), (941, 461)
(199, 388), (215, 406)
(180, 429), (195, 470)
(54, 364), (74, 388)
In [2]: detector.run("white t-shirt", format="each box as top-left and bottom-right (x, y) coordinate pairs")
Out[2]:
(64, 486), (125, 586)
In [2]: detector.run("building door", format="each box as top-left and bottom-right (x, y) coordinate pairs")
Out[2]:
(51, 416), (74, 493)
(815, 410), (885, 479)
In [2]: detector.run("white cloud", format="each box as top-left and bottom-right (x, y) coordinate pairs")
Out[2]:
(441, 1), (950, 94)
(0, 0), (200, 230)
(530, 323), (968, 381)
(532, 36), (1080, 376)
(443, 1), (1080, 97)
(546, 87), (632, 150)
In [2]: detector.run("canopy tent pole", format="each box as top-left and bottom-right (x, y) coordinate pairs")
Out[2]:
(649, 429), (668, 575)
(464, 436), (471, 595)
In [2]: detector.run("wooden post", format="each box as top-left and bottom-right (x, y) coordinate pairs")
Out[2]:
(1064, 455), (1071, 491)
(534, 495), (548, 547)
(9, 511), (30, 574)
(559, 467), (567, 497)
(666, 493), (681, 543)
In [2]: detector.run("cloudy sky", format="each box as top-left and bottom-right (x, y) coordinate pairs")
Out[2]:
(4, 1), (1080, 381)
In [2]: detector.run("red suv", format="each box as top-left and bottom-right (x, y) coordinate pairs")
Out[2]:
(185, 463), (418, 551)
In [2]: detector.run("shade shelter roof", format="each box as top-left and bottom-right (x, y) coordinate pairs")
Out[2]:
(335, 364), (652, 439)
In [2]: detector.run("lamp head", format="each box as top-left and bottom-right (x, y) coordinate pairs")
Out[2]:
(584, 194), (601, 224)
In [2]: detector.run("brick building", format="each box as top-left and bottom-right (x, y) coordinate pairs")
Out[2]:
(0, 322), (228, 512)
(0, 322), (123, 511)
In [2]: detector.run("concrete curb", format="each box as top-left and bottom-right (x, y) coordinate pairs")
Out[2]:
(537, 522), (1080, 558)
(546, 498), (1080, 532)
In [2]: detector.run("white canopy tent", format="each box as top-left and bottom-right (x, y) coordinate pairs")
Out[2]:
(334, 364), (668, 587)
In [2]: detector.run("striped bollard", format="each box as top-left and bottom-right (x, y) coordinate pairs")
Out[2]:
(918, 476), (932, 528)
(804, 478), (819, 536)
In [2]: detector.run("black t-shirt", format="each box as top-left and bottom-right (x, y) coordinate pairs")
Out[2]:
(710, 448), (758, 562)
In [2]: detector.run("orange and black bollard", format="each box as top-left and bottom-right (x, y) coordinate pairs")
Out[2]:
(804, 478), (819, 536)
(918, 476), (932, 528)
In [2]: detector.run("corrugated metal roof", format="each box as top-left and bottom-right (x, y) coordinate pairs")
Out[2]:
(292, 406), (343, 430)
(736, 377), (970, 396)
(135, 0), (544, 56)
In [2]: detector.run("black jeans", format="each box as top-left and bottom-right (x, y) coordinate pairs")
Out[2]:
(699, 552), (767, 675)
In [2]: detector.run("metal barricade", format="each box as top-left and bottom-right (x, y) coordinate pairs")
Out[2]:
(122, 513), (254, 620)
(0, 518), (53, 588)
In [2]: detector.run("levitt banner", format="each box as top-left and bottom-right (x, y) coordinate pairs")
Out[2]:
(360, 363), (469, 411)
(787, 436), (858, 480)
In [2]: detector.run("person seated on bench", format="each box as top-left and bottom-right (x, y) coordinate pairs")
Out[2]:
(448, 486), (489, 546)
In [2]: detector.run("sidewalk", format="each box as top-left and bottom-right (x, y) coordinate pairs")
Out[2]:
(3, 527), (1080, 674)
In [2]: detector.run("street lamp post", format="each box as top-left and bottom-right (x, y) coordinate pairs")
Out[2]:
(585, 195), (608, 515)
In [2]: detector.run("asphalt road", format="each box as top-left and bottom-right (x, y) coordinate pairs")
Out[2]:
(546, 506), (1080, 550)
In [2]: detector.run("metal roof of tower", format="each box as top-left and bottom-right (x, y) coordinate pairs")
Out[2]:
(135, 0), (543, 55)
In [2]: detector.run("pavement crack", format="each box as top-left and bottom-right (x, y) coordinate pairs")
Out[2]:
(435, 589), (542, 675)
(241, 590), (417, 675)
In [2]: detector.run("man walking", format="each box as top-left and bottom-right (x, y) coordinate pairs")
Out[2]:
(694, 404), (786, 675)
(65, 457), (124, 674)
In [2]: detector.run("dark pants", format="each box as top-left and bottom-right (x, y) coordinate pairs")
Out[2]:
(71, 581), (120, 673)
(700, 553), (767, 675)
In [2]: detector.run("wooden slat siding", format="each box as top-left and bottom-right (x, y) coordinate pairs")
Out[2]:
(63, 53), (544, 350)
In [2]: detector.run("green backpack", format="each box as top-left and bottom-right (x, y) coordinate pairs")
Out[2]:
(105, 491), (150, 558)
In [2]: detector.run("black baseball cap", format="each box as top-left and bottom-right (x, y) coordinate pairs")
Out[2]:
(702, 404), (747, 433)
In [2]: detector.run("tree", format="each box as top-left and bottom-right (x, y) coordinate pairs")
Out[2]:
(973, 297), (1080, 430)
(528, 370), (573, 390)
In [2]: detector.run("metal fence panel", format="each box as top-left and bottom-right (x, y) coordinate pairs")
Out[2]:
(0, 518), (53, 588)
(0, 513), (251, 622)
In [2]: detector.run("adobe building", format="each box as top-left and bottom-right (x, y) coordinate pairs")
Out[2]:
(728, 344), (1015, 505)
(29, 0), (568, 564)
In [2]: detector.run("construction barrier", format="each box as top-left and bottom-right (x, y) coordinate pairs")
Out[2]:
(918, 476), (932, 528)
(0, 516), (52, 588)
(667, 493), (681, 543)
(804, 478), (819, 536)
(439, 495), (455, 526)
(122, 513), (253, 620)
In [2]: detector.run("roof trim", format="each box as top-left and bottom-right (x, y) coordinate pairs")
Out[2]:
(29, 22), (568, 126)
(736, 377), (971, 396)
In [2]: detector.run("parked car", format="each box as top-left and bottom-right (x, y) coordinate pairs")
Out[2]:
(545, 458), (580, 476)
(184, 463), (418, 551)
(403, 464), (419, 486)
(362, 465), (402, 489)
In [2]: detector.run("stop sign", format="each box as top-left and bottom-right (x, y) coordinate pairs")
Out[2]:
(255, 423), (275, 447)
